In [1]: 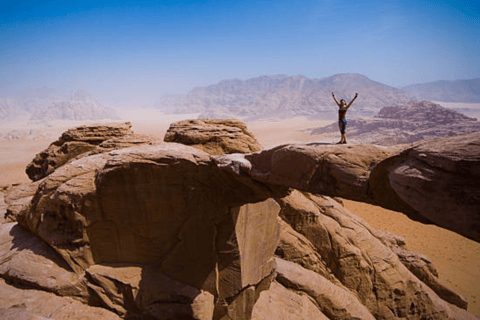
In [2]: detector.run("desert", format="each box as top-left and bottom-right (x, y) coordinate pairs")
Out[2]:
(3, 1), (479, 318)
(1, 104), (479, 319)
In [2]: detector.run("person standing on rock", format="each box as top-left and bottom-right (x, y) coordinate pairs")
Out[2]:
(332, 92), (358, 144)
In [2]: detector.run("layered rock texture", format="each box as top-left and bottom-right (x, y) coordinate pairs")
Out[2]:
(2, 120), (478, 319)
(164, 119), (262, 155)
(25, 122), (158, 181)
(312, 101), (480, 145)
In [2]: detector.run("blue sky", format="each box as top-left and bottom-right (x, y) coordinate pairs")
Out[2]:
(1, 0), (479, 107)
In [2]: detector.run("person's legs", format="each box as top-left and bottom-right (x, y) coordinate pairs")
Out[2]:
(337, 121), (344, 144)
(338, 120), (347, 144)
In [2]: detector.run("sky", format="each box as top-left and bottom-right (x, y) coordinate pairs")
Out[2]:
(1, 0), (479, 108)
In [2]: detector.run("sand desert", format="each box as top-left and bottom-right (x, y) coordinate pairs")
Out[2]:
(1, 108), (479, 316)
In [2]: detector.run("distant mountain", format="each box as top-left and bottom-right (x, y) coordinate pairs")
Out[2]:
(0, 98), (22, 120)
(156, 74), (415, 120)
(402, 78), (480, 103)
(29, 90), (118, 123)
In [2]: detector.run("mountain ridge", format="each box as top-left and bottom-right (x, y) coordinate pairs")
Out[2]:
(156, 73), (418, 120)
(402, 78), (480, 102)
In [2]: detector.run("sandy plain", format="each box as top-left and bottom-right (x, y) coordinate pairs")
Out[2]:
(0, 108), (479, 315)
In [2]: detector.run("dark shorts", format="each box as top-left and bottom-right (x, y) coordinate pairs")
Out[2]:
(338, 119), (347, 134)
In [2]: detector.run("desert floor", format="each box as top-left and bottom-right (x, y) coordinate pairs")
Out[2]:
(1, 108), (479, 315)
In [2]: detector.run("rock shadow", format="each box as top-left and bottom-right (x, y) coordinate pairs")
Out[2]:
(8, 223), (73, 272)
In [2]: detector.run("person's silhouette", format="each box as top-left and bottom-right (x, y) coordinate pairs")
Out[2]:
(332, 92), (358, 144)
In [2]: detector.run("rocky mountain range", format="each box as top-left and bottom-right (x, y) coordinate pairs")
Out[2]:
(312, 101), (480, 145)
(155, 74), (480, 120)
(402, 78), (480, 103)
(1, 120), (479, 319)
(0, 90), (118, 123)
(156, 73), (415, 120)
(28, 90), (118, 123)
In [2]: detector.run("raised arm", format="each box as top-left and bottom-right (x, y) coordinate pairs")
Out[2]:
(346, 92), (359, 110)
(332, 92), (341, 107)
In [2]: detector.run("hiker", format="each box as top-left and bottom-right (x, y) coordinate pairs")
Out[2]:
(332, 92), (358, 144)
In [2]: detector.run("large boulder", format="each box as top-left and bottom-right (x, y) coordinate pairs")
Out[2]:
(246, 143), (400, 203)
(370, 132), (480, 241)
(0, 223), (88, 300)
(164, 119), (263, 155)
(275, 190), (471, 319)
(25, 122), (135, 181)
(0, 278), (121, 320)
(11, 140), (288, 318)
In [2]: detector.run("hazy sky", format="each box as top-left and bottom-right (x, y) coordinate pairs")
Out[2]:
(1, 0), (479, 107)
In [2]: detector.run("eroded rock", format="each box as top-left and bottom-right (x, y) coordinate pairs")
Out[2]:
(371, 132), (480, 241)
(0, 223), (88, 300)
(164, 119), (263, 155)
(3, 122), (477, 320)
(0, 278), (121, 320)
(246, 142), (400, 203)
(25, 122), (133, 181)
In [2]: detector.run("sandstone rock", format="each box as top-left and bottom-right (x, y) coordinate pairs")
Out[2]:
(276, 217), (338, 283)
(275, 257), (376, 320)
(275, 190), (474, 319)
(85, 263), (214, 319)
(14, 141), (288, 318)
(4, 181), (42, 222)
(6, 122), (477, 320)
(0, 278), (121, 320)
(0, 190), (6, 224)
(0, 222), (88, 300)
(252, 281), (330, 320)
(246, 143), (400, 203)
(371, 132), (480, 241)
(0, 306), (48, 320)
(25, 122), (133, 181)
(244, 133), (480, 241)
(215, 199), (280, 300)
(164, 119), (263, 155)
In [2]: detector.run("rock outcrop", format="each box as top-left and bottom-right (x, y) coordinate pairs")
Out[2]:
(312, 101), (480, 145)
(372, 133), (480, 242)
(164, 119), (263, 155)
(24, 122), (158, 181)
(244, 133), (480, 241)
(2, 120), (477, 319)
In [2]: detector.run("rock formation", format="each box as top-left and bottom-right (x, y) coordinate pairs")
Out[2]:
(312, 101), (480, 145)
(2, 120), (478, 319)
(164, 119), (262, 155)
(24, 122), (159, 181)
(243, 133), (480, 241)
